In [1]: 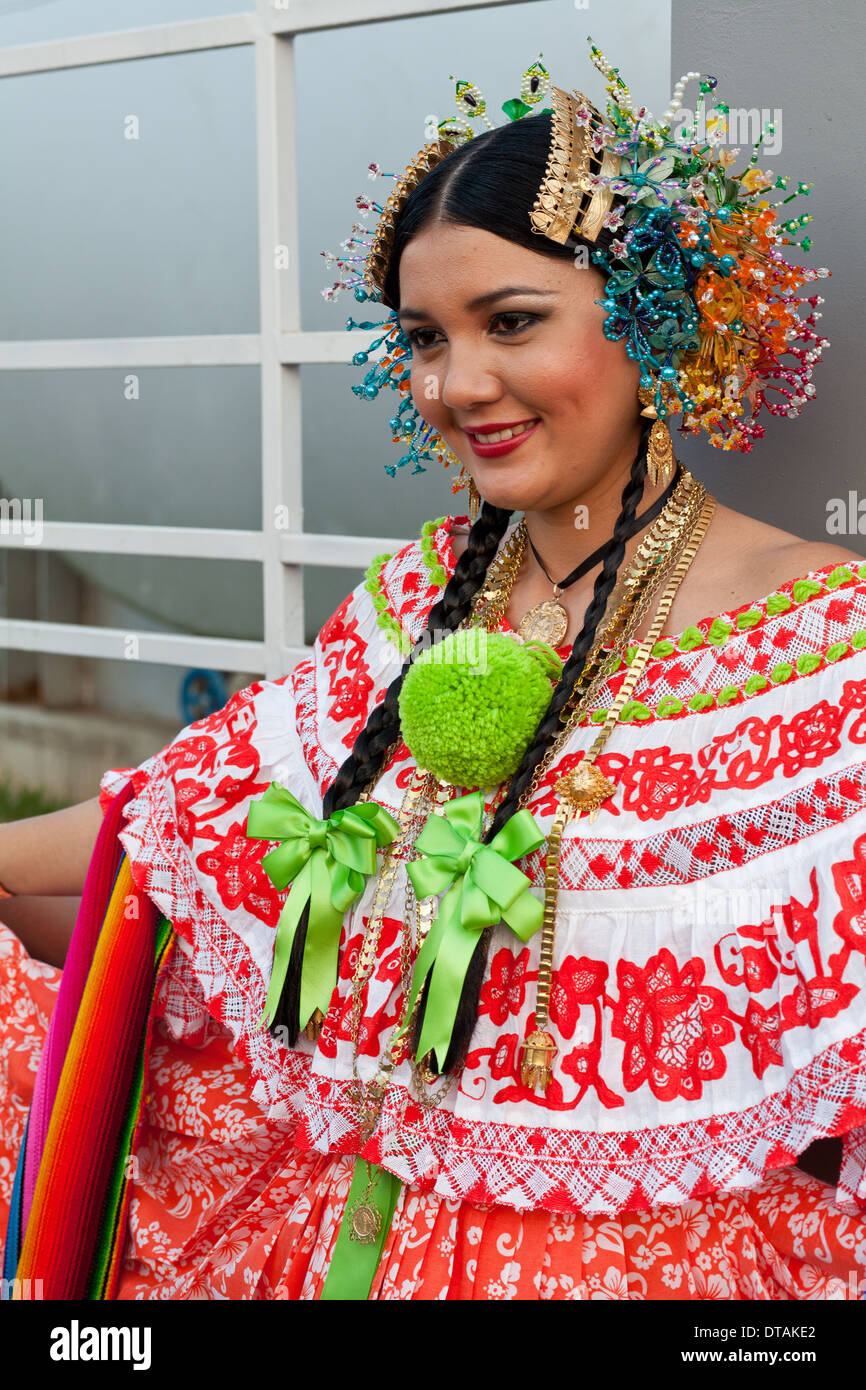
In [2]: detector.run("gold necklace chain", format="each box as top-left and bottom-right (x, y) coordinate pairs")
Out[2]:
(349, 465), (715, 1122)
(468, 466), (701, 657)
(521, 490), (716, 1087)
(362, 467), (699, 800)
(558, 478), (706, 721)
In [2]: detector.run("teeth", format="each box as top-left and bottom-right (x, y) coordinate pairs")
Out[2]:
(473, 421), (536, 443)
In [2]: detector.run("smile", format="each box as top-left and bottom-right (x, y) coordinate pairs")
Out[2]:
(465, 419), (540, 457)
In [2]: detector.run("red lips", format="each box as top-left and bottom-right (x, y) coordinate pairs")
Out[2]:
(464, 419), (541, 458)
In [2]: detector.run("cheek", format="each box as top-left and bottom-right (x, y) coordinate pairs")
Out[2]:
(411, 362), (445, 416)
(531, 353), (606, 415)
(546, 333), (638, 416)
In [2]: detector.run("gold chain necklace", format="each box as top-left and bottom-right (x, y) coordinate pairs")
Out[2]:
(344, 772), (504, 1242)
(519, 488), (716, 1086)
(514, 477), (684, 646)
(342, 468), (715, 1232)
(469, 464), (704, 676)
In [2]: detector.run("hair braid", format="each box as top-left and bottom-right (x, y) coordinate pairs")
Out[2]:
(272, 500), (513, 1042)
(413, 419), (653, 1073)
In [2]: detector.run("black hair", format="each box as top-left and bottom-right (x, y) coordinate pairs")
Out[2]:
(276, 112), (650, 1057)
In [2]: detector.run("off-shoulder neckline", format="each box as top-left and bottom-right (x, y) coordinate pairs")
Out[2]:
(437, 513), (866, 665)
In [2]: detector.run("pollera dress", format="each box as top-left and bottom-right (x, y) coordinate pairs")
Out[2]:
(3, 511), (866, 1300)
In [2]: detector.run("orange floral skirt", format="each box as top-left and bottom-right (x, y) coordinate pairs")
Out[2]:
(2, 921), (865, 1301)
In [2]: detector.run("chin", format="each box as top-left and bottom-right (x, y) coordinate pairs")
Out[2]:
(470, 476), (544, 515)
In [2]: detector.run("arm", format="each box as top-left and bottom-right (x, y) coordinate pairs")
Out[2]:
(0, 795), (105, 967)
(0, 795), (104, 896)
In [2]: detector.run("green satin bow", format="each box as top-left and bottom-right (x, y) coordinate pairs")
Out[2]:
(403, 791), (546, 1071)
(245, 783), (401, 1031)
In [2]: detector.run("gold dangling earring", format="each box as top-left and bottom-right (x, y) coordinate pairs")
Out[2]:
(453, 463), (482, 523)
(468, 477), (481, 523)
(637, 382), (675, 488)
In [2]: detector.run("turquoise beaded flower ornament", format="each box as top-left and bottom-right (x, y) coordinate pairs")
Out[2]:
(321, 37), (828, 475)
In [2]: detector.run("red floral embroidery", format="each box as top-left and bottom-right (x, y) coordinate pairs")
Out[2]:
(319, 594), (374, 749)
(841, 680), (866, 744)
(163, 734), (219, 778)
(740, 998), (783, 1077)
(196, 819), (281, 925)
(525, 683), (866, 827)
(611, 949), (735, 1100)
(779, 700), (844, 775)
(549, 955), (608, 1040)
(802, 977), (859, 1024)
(833, 832), (866, 954)
(560, 1039), (625, 1110)
(621, 749), (698, 821)
(478, 947), (532, 1026)
(373, 915), (403, 986)
(173, 779), (213, 846)
(489, 1032), (519, 1081)
(740, 944), (778, 993)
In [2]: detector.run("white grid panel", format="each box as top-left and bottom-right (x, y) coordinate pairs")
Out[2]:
(0, 0), (537, 678)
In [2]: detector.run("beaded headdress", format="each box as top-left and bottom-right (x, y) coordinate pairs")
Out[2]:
(321, 37), (829, 479)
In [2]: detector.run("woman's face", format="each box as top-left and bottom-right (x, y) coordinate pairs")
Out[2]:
(397, 222), (642, 516)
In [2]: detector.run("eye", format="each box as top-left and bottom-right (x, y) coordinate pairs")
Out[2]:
(493, 311), (538, 335)
(405, 326), (438, 351)
(406, 311), (539, 351)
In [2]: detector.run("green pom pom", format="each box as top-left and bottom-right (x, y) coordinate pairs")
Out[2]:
(398, 631), (562, 788)
(707, 617), (733, 646)
(766, 594), (792, 616)
(677, 626), (704, 652)
(792, 578), (823, 603)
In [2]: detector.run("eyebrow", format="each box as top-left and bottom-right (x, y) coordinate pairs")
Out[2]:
(396, 286), (558, 325)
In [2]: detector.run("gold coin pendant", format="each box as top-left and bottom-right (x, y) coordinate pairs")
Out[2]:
(349, 1201), (381, 1245)
(516, 600), (569, 647)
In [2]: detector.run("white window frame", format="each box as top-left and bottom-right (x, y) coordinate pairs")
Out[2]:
(0, 0), (534, 680)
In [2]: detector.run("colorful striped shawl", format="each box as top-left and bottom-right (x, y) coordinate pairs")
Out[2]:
(2, 781), (173, 1299)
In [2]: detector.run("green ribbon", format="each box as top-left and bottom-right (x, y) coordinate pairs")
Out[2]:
(245, 783), (401, 1030)
(403, 791), (546, 1071)
(319, 1160), (400, 1301)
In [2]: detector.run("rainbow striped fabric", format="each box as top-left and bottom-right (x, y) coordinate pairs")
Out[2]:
(2, 780), (173, 1299)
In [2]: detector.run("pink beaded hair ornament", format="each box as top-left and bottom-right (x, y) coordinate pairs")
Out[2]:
(321, 37), (829, 483)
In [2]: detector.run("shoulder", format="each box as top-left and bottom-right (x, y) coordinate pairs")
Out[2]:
(724, 503), (863, 577)
(452, 503), (866, 607)
(710, 505), (865, 599)
(450, 514), (472, 562)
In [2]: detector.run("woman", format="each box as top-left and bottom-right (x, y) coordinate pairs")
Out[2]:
(3, 48), (866, 1301)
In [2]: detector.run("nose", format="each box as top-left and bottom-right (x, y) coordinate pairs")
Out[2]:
(439, 341), (504, 415)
